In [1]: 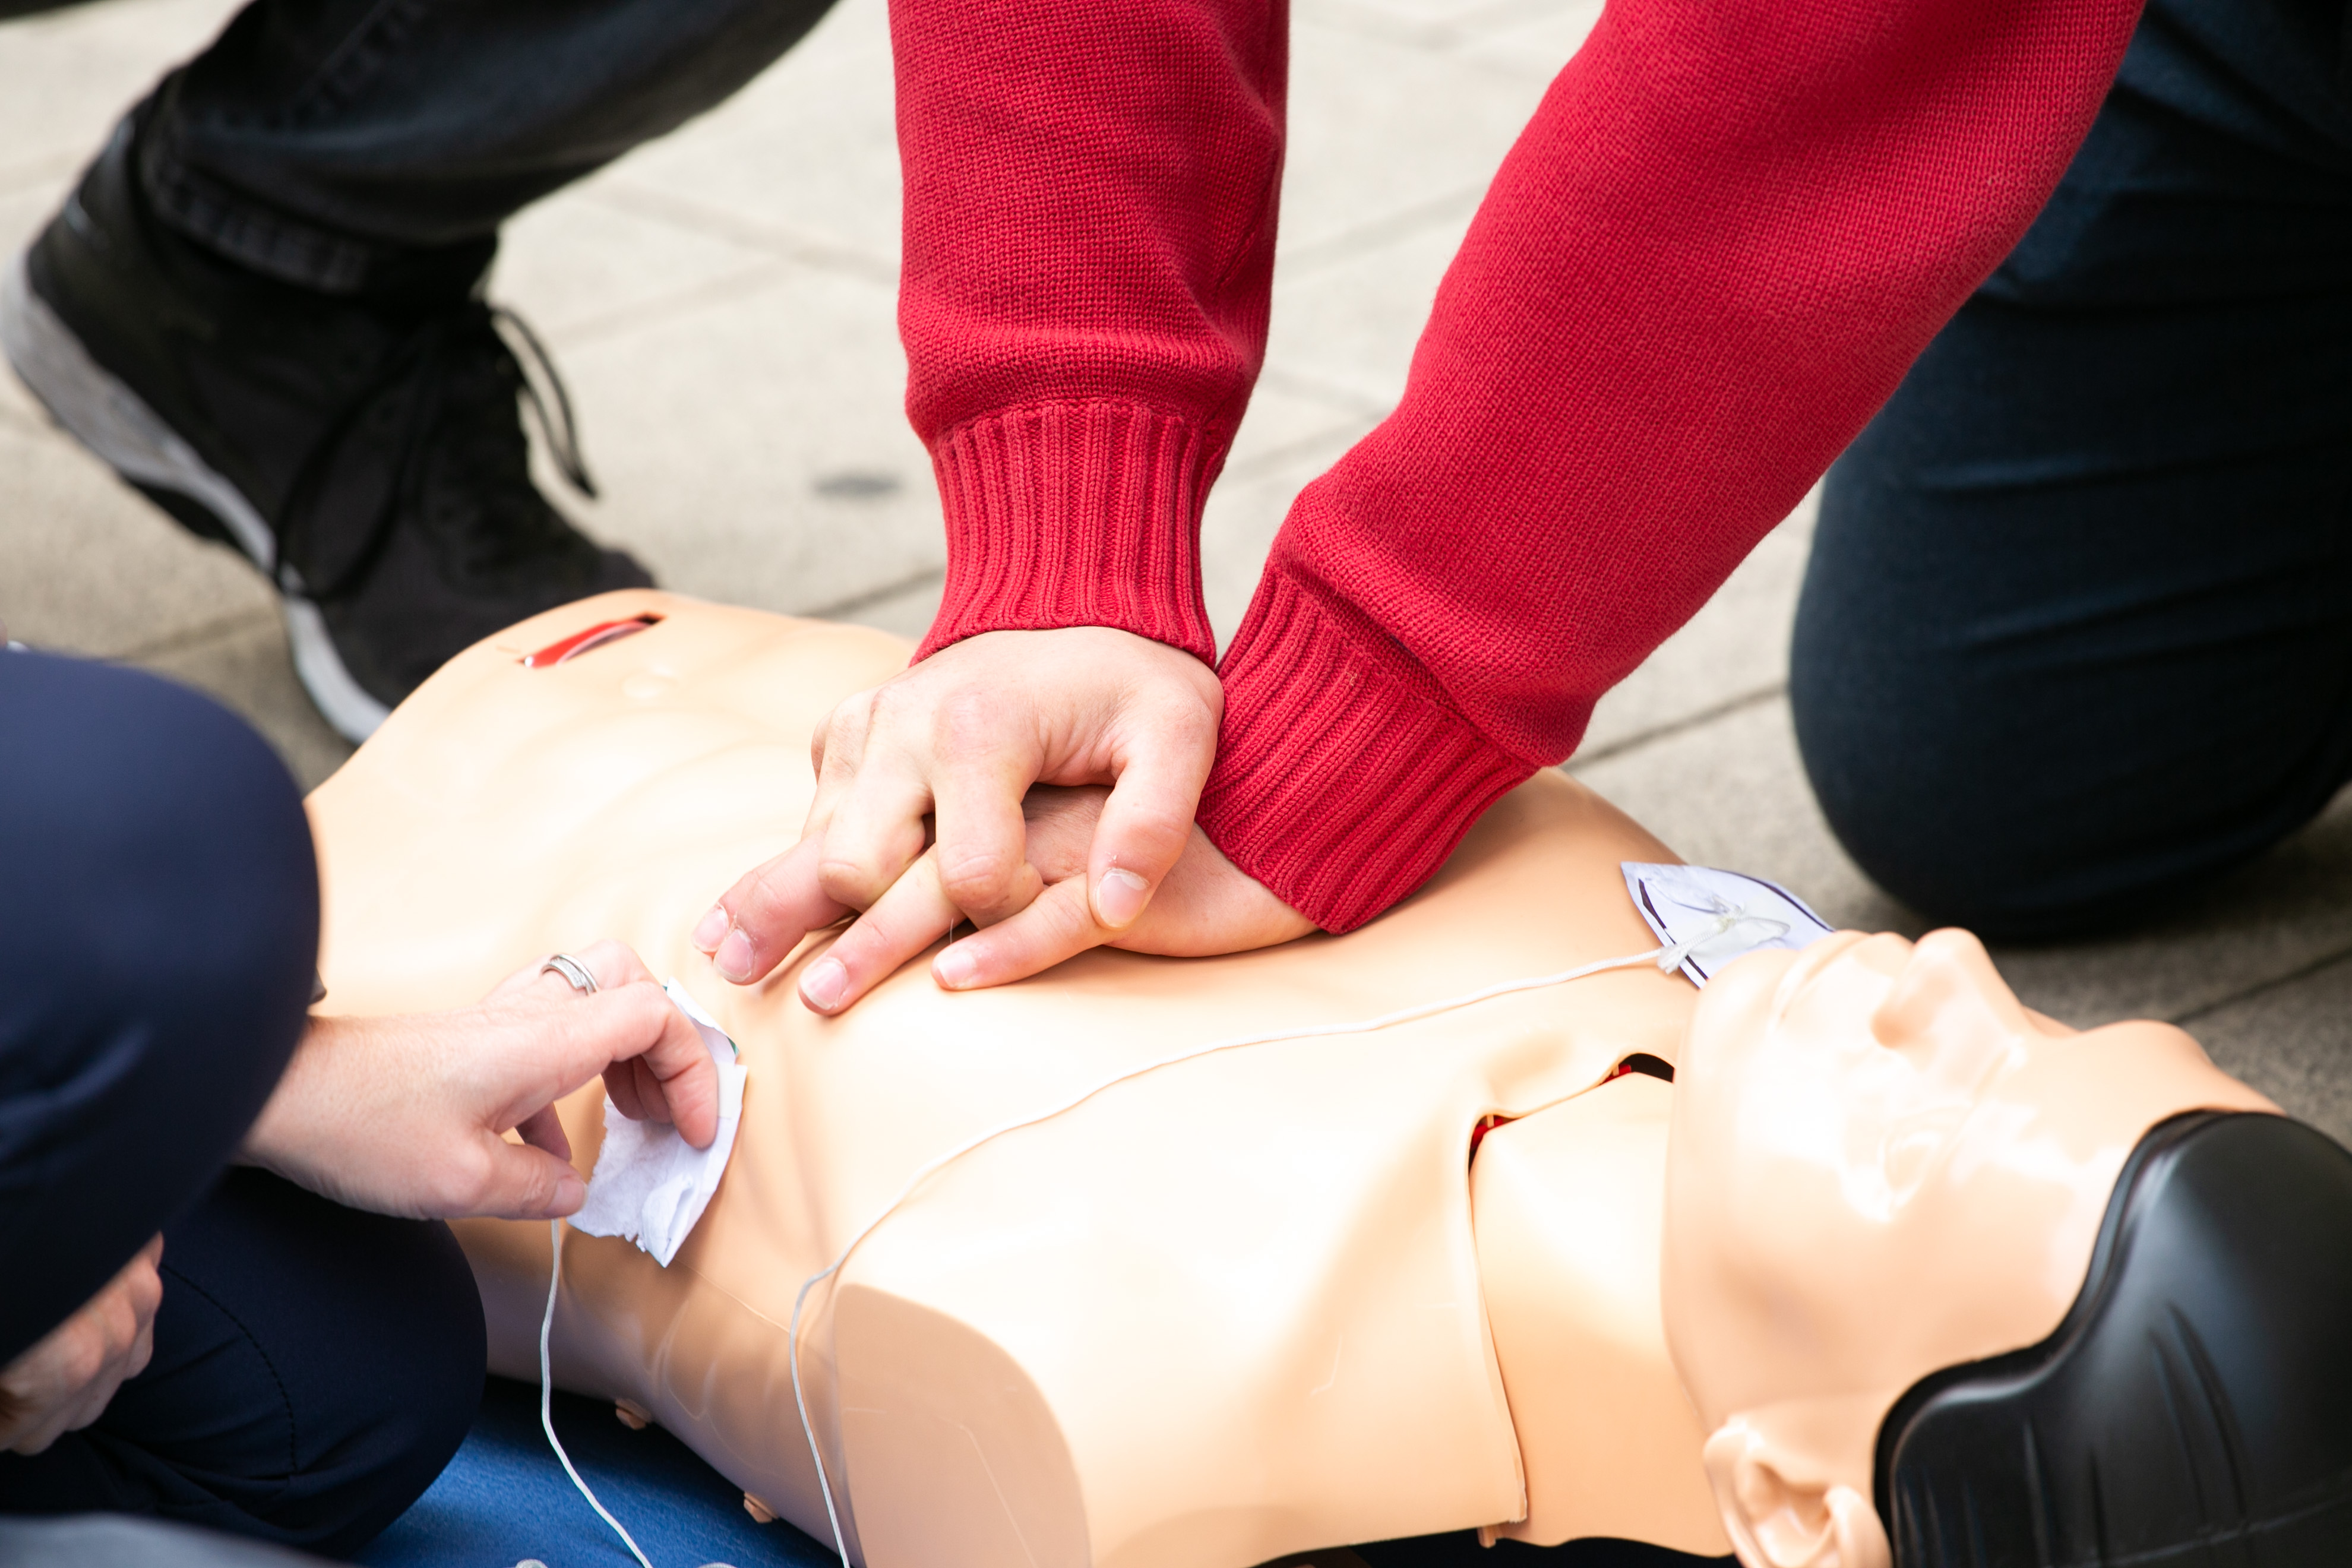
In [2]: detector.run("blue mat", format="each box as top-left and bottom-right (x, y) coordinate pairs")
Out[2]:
(360, 1377), (835, 1568)
(361, 1377), (1726, 1568)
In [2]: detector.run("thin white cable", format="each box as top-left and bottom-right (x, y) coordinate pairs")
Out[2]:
(785, 912), (1770, 1568)
(542, 1219), (657, 1568)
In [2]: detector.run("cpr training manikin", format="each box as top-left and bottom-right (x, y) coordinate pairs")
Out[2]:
(306, 593), (2352, 1568)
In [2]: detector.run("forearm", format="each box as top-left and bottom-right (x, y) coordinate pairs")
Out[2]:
(892, 0), (1288, 666)
(1203, 0), (2144, 930)
(238, 947), (716, 1222)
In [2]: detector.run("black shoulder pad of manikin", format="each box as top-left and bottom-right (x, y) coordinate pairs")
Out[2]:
(1872, 1109), (2352, 1568)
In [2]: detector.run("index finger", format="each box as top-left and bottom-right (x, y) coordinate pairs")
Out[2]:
(520, 982), (722, 1150)
(693, 834), (852, 986)
(597, 987), (722, 1150)
(1084, 702), (1217, 931)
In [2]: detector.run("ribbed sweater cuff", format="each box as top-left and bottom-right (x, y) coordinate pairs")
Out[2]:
(915, 402), (1221, 666)
(1199, 573), (1534, 933)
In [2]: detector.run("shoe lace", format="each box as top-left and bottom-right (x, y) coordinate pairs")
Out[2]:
(274, 301), (598, 603)
(495, 304), (598, 502)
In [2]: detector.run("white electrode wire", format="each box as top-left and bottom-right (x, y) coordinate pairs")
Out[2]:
(543, 1219), (657, 1568)
(785, 909), (1777, 1568)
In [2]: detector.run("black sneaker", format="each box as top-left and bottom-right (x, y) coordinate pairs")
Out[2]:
(0, 114), (653, 741)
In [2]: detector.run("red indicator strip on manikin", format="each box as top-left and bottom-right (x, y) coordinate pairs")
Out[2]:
(1468, 1113), (1516, 1162)
(521, 615), (662, 669)
(1465, 1055), (1676, 1163)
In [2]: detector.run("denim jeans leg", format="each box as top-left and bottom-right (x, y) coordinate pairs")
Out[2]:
(137, 0), (842, 293)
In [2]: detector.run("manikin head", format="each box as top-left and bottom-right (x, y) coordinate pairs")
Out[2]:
(1662, 929), (2352, 1568)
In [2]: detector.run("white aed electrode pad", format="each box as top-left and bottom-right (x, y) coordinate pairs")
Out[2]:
(569, 978), (748, 1266)
(1620, 862), (1835, 985)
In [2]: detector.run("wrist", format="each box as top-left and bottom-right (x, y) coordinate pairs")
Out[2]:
(919, 401), (1222, 666)
(1201, 573), (1532, 932)
(236, 1015), (333, 1172)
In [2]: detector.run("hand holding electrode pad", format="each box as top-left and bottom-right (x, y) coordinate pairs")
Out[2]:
(570, 979), (747, 1266)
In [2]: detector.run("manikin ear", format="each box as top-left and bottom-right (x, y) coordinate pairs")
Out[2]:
(1702, 1421), (1892, 1568)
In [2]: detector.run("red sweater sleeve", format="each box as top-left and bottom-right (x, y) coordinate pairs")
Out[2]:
(894, 0), (2139, 931)
(1201, 0), (2143, 930)
(894, 0), (1286, 668)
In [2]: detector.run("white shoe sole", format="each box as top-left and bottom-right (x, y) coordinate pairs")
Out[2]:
(1, 249), (392, 742)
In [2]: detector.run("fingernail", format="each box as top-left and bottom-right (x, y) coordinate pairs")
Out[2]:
(715, 927), (756, 982)
(691, 905), (728, 951)
(934, 944), (978, 990)
(552, 1171), (586, 1216)
(1094, 867), (1151, 928)
(801, 956), (848, 1012)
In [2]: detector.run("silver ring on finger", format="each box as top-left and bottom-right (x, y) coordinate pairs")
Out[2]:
(540, 952), (599, 995)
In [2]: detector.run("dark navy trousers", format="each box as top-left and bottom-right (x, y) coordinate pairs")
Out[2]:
(1795, 0), (2352, 938)
(0, 652), (480, 1557)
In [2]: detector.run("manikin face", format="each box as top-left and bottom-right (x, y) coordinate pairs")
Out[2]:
(1659, 930), (2275, 1568)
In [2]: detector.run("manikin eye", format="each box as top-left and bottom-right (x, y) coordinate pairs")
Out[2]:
(1830, 1049), (1975, 1222)
(1877, 1105), (1971, 1208)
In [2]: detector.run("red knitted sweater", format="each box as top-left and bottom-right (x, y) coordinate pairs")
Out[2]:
(893, 0), (2141, 931)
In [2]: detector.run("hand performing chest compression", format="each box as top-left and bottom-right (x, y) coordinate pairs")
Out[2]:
(689, 626), (1312, 1014)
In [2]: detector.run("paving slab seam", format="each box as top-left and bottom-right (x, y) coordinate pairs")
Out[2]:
(584, 184), (897, 286)
(1565, 682), (1787, 772)
(1253, 364), (1396, 419)
(1276, 182), (1487, 276)
(1220, 416), (1378, 482)
(800, 565), (947, 622)
(521, 259), (795, 350)
(101, 605), (277, 665)
(2171, 943), (2352, 1030)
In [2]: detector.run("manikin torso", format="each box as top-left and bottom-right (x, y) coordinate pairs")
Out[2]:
(305, 593), (2278, 1568)
(309, 593), (1722, 1564)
